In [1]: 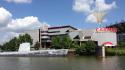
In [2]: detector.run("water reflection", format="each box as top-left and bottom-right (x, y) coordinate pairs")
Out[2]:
(17, 57), (31, 70)
(100, 57), (121, 70)
(118, 56), (125, 70)
(0, 56), (124, 70)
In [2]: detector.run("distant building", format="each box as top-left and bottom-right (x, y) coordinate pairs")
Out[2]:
(117, 33), (125, 41)
(24, 25), (117, 48)
(107, 21), (125, 41)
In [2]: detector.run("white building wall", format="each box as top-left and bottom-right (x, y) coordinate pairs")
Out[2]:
(69, 29), (117, 46)
(93, 32), (117, 46)
(69, 31), (79, 40)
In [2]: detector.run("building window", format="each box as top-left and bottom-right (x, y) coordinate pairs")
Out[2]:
(48, 31), (60, 33)
(41, 34), (49, 36)
(84, 36), (91, 39)
(41, 31), (48, 33)
(119, 35), (125, 41)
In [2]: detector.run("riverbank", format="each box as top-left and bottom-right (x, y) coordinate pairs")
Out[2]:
(0, 49), (68, 57)
(106, 48), (125, 56)
(1, 48), (125, 57)
(68, 48), (125, 56)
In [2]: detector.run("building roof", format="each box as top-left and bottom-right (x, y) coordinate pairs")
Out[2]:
(73, 35), (80, 39)
(106, 21), (125, 34)
(48, 25), (77, 30)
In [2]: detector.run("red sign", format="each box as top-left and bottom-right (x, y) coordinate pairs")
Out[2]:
(96, 28), (117, 33)
(103, 42), (114, 46)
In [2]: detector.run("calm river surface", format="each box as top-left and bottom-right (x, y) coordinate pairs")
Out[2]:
(0, 56), (124, 70)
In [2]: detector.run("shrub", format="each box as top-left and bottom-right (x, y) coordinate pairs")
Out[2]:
(51, 35), (74, 49)
(75, 40), (97, 55)
(118, 40), (125, 47)
(34, 41), (40, 50)
(75, 43), (86, 55)
(106, 48), (125, 56)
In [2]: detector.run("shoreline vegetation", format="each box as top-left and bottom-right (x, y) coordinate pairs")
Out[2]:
(0, 34), (125, 56)
(105, 40), (125, 56)
(106, 48), (125, 56)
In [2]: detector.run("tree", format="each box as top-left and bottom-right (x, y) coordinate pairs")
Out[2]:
(75, 43), (86, 55)
(84, 40), (97, 55)
(118, 40), (125, 47)
(34, 41), (40, 50)
(1, 37), (18, 51)
(51, 36), (62, 49)
(1, 34), (33, 51)
(75, 40), (97, 55)
(0, 45), (3, 51)
(7, 37), (19, 51)
(62, 35), (73, 49)
(51, 35), (74, 49)
(18, 34), (33, 45)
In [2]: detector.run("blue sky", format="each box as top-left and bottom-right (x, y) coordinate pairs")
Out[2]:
(0, 0), (125, 44)
(0, 0), (124, 29)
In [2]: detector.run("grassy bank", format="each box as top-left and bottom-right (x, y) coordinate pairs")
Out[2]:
(106, 48), (125, 56)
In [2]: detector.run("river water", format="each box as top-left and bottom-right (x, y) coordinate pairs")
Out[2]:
(0, 56), (124, 70)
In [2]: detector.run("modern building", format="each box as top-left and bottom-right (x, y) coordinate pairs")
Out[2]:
(24, 25), (117, 48)
(117, 33), (125, 41)
(107, 21), (125, 41)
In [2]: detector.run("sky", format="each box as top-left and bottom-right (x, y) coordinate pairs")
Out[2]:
(0, 0), (125, 44)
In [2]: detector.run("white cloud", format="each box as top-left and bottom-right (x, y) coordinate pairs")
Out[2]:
(4, 0), (32, 4)
(95, 0), (116, 12)
(73, 0), (117, 23)
(86, 14), (97, 23)
(0, 32), (19, 45)
(73, 0), (94, 13)
(0, 7), (12, 27)
(7, 16), (42, 31)
(0, 7), (49, 44)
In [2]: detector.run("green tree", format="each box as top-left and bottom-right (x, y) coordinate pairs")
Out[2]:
(75, 43), (86, 55)
(1, 34), (33, 51)
(1, 37), (18, 51)
(8, 37), (19, 51)
(62, 35), (73, 49)
(34, 41), (40, 50)
(84, 40), (97, 55)
(51, 35), (73, 49)
(75, 40), (97, 55)
(118, 40), (125, 47)
(51, 36), (62, 49)
(18, 34), (33, 45)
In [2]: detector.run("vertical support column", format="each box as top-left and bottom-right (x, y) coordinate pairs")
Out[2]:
(39, 29), (42, 48)
(80, 41), (81, 46)
(102, 46), (105, 58)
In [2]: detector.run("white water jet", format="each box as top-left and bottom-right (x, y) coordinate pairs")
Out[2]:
(18, 43), (30, 52)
